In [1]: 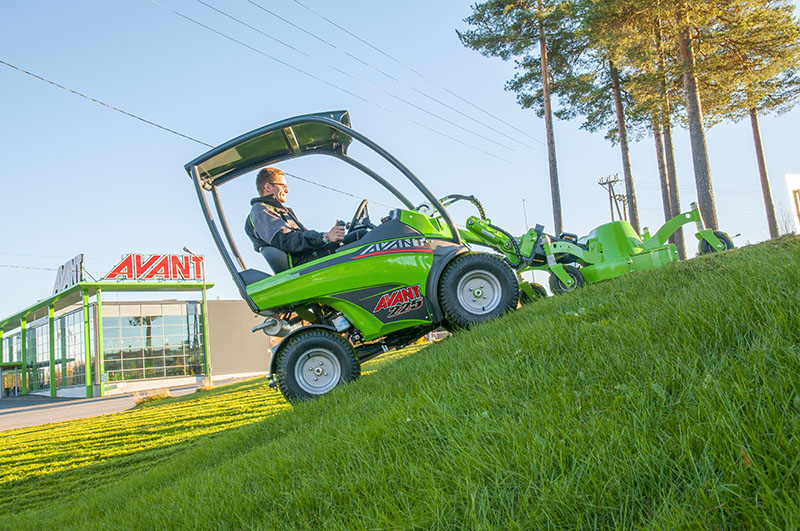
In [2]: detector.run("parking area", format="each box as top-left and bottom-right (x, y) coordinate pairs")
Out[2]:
(0, 381), (221, 432)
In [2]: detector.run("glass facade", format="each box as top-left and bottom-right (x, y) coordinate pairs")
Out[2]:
(102, 302), (205, 383)
(54, 308), (89, 387)
(1, 300), (204, 395)
(3, 309), (94, 393)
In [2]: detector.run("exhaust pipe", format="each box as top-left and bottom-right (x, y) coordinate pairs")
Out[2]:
(252, 318), (292, 337)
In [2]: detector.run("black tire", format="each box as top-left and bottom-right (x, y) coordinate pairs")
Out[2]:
(519, 282), (548, 304)
(275, 329), (360, 403)
(699, 230), (734, 254)
(439, 253), (519, 329)
(548, 265), (584, 295)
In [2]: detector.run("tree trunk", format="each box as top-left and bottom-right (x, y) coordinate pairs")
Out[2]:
(749, 108), (779, 238)
(653, 120), (672, 220)
(655, 17), (685, 258)
(662, 122), (686, 258)
(609, 62), (640, 233)
(677, 9), (718, 229)
(538, 2), (563, 235)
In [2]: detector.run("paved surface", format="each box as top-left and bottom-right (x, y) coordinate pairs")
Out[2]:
(0, 379), (247, 432)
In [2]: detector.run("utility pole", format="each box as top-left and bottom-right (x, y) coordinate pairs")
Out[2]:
(615, 194), (628, 221)
(598, 174), (622, 222)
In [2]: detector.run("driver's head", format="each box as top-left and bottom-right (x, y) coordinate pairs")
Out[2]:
(256, 167), (289, 203)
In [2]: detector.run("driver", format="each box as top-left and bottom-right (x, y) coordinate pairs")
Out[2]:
(245, 167), (345, 266)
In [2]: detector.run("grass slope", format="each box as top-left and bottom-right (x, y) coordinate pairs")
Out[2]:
(2, 237), (799, 529)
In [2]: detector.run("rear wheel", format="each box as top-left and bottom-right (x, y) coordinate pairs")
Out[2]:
(699, 230), (734, 254)
(275, 329), (360, 403)
(548, 265), (584, 295)
(439, 253), (518, 329)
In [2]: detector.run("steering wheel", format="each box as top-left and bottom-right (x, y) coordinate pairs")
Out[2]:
(348, 199), (375, 233)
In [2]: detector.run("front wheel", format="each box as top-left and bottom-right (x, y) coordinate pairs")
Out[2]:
(548, 265), (584, 295)
(275, 329), (360, 403)
(699, 230), (734, 254)
(439, 253), (519, 329)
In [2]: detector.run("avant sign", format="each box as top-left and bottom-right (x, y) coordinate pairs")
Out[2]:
(104, 254), (204, 281)
(53, 254), (85, 294)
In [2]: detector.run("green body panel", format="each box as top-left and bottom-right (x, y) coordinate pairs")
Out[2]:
(581, 221), (644, 261)
(579, 258), (632, 284)
(243, 209), (462, 341)
(247, 246), (436, 341)
(400, 210), (452, 239)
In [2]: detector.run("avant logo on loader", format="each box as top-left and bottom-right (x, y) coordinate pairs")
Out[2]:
(373, 284), (424, 318)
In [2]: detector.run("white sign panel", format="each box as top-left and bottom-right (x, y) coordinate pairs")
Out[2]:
(787, 174), (800, 234)
(53, 254), (85, 294)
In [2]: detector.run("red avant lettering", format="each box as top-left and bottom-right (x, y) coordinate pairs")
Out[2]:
(105, 255), (134, 279)
(374, 294), (390, 312)
(171, 255), (191, 279)
(135, 254), (160, 278)
(143, 255), (171, 280)
(373, 284), (423, 313)
(388, 290), (403, 307)
(401, 287), (414, 302)
(190, 256), (204, 280)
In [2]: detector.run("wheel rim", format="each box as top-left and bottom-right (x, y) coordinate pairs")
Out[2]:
(294, 348), (341, 395)
(456, 269), (503, 315)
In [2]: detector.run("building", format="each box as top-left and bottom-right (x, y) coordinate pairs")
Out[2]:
(0, 253), (269, 399)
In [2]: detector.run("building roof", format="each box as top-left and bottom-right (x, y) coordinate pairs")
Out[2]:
(0, 281), (214, 332)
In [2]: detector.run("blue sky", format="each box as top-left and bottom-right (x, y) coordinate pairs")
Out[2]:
(1, 0), (798, 318)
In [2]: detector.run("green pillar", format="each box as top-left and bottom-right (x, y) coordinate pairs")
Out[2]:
(83, 290), (93, 398)
(201, 284), (211, 380)
(49, 305), (56, 398)
(60, 317), (67, 386)
(20, 318), (27, 395)
(0, 329), (3, 397)
(96, 289), (105, 397)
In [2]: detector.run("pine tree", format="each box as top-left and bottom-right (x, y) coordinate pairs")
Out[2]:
(458, 0), (578, 235)
(696, 0), (800, 238)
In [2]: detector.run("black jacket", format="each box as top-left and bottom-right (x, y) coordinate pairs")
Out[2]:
(245, 195), (327, 265)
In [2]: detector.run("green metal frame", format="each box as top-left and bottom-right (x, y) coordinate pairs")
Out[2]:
(0, 281), (214, 398)
(460, 201), (731, 290)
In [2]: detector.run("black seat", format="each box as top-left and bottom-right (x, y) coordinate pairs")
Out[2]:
(260, 246), (290, 274)
(240, 269), (270, 285)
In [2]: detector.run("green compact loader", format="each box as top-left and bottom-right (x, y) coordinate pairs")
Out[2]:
(185, 111), (733, 404)
(185, 111), (520, 403)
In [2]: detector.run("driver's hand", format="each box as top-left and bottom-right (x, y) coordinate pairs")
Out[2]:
(327, 224), (345, 243)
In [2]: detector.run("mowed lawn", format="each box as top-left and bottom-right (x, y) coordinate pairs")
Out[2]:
(1, 236), (799, 529)
(0, 346), (423, 516)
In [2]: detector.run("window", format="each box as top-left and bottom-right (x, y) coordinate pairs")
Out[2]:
(101, 302), (205, 382)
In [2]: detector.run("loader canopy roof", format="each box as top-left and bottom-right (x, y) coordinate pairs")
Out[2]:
(184, 110), (353, 189)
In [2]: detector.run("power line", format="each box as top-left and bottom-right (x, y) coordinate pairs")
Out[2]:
(292, 0), (545, 147)
(192, 0), (512, 153)
(0, 59), (414, 208)
(147, 0), (514, 164)
(0, 59), (214, 148)
(242, 0), (539, 151)
(0, 264), (58, 272)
